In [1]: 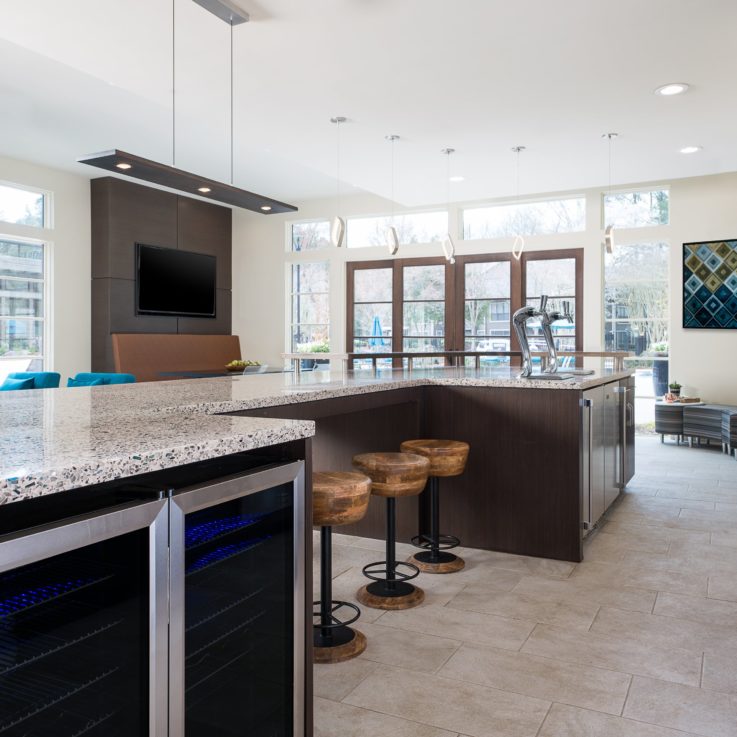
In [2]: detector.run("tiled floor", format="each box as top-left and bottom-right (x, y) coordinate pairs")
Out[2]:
(312, 436), (737, 737)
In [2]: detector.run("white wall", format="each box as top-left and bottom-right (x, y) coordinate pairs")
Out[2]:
(233, 171), (737, 404)
(0, 155), (91, 381)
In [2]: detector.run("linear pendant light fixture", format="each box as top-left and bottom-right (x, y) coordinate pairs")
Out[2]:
(511, 146), (526, 260)
(78, 0), (297, 215)
(386, 135), (400, 256)
(441, 148), (456, 264)
(602, 132), (618, 254)
(330, 116), (347, 247)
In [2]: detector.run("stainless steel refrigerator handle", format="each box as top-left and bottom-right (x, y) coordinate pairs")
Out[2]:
(581, 397), (593, 529)
(150, 501), (170, 737)
(168, 460), (306, 737)
(614, 385), (629, 489)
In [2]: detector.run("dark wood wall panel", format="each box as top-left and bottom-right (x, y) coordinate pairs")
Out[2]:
(91, 177), (233, 372)
(234, 389), (424, 542)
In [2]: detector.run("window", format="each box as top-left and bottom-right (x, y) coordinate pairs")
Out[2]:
(603, 189), (669, 228)
(0, 239), (46, 380)
(290, 262), (329, 358)
(347, 250), (584, 371)
(0, 183), (46, 228)
(463, 197), (585, 240)
(605, 243), (669, 355)
(524, 255), (578, 357)
(347, 211), (447, 249)
(462, 258), (511, 365)
(402, 263), (446, 366)
(291, 221), (330, 252)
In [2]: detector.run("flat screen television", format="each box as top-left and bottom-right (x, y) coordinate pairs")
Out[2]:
(136, 243), (216, 318)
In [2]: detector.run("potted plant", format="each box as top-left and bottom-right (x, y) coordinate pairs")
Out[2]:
(669, 381), (682, 398)
(650, 341), (669, 397)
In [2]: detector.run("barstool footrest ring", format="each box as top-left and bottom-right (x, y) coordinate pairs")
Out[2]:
(410, 533), (461, 551)
(312, 599), (361, 629)
(361, 559), (420, 583)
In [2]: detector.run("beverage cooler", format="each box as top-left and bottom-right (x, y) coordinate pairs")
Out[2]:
(0, 459), (305, 737)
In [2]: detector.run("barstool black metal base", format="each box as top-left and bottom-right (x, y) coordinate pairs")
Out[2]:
(313, 626), (367, 664)
(411, 532), (461, 551)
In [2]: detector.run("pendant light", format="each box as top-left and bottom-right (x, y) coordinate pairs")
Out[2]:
(385, 135), (400, 255)
(330, 116), (347, 247)
(511, 146), (526, 260)
(441, 148), (456, 264)
(603, 132), (618, 254)
(78, 0), (296, 214)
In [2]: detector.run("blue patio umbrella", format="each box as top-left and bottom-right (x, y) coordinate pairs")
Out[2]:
(369, 315), (386, 347)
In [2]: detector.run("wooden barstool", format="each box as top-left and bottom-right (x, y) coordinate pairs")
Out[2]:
(400, 439), (470, 574)
(313, 471), (372, 663)
(352, 452), (430, 610)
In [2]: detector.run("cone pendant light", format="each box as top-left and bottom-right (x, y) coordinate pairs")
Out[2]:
(441, 148), (456, 264)
(330, 116), (347, 247)
(386, 135), (400, 255)
(603, 133), (618, 254)
(511, 146), (526, 260)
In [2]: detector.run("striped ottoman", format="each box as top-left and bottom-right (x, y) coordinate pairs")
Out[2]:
(722, 410), (737, 458)
(654, 402), (684, 443)
(683, 404), (733, 447)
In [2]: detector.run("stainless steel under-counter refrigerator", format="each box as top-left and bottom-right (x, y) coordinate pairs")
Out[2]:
(0, 458), (305, 737)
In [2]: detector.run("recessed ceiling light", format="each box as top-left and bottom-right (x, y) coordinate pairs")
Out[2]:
(679, 145), (702, 154)
(654, 83), (689, 97)
(198, 186), (212, 193)
(260, 205), (272, 211)
(449, 176), (465, 182)
(115, 162), (132, 170)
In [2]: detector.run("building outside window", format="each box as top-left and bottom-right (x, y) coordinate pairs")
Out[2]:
(0, 239), (46, 381)
(290, 261), (330, 370)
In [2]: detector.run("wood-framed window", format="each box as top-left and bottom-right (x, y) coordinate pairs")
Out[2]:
(347, 248), (583, 366)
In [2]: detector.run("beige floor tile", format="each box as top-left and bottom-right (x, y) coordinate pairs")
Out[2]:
(590, 606), (737, 655)
(656, 487), (737, 504)
(376, 603), (535, 651)
(618, 495), (716, 512)
(314, 658), (378, 701)
(440, 563), (525, 592)
(703, 652), (737, 695)
(511, 574), (657, 614)
(447, 585), (599, 630)
(455, 547), (574, 578)
(314, 696), (458, 737)
(597, 521), (711, 547)
(344, 666), (550, 737)
(583, 529), (665, 557)
(356, 621), (461, 673)
(708, 575), (737, 602)
(570, 560), (708, 596)
(538, 702), (702, 737)
(654, 591), (737, 627)
(624, 676), (737, 737)
(521, 624), (702, 686)
(440, 643), (631, 715)
(617, 548), (736, 578)
(711, 530), (737, 548)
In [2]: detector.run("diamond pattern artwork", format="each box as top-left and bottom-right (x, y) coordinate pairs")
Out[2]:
(684, 239), (737, 328)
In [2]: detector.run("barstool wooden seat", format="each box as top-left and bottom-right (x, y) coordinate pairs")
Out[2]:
(352, 452), (430, 610)
(400, 439), (470, 574)
(313, 471), (372, 663)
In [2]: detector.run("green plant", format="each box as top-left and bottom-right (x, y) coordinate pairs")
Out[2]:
(297, 341), (330, 353)
(651, 341), (669, 355)
(669, 381), (682, 390)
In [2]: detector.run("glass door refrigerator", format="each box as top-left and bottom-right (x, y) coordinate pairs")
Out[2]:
(0, 497), (169, 737)
(169, 461), (305, 737)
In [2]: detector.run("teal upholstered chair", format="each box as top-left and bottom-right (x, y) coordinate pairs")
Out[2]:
(68, 372), (136, 386)
(7, 371), (61, 389)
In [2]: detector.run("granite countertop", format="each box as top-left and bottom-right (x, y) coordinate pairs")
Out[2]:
(0, 364), (632, 504)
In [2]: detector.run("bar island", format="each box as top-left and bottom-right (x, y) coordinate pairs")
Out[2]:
(0, 364), (634, 737)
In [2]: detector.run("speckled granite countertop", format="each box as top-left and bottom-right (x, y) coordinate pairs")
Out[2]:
(0, 365), (631, 504)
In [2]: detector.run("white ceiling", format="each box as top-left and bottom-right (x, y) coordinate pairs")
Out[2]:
(0, 0), (735, 207)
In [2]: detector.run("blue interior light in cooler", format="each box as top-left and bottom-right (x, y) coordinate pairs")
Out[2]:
(185, 513), (267, 548)
(0, 577), (97, 617)
(187, 536), (271, 574)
